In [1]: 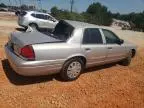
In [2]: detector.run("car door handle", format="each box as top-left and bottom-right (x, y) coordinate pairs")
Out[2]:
(85, 48), (91, 51)
(108, 47), (112, 49)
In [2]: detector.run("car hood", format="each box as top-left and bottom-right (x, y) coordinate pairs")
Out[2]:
(10, 31), (63, 47)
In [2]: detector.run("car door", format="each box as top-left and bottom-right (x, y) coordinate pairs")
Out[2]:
(35, 14), (47, 28)
(44, 15), (57, 28)
(102, 29), (127, 63)
(81, 28), (107, 67)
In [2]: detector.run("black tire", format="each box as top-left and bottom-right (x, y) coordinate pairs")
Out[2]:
(29, 23), (38, 31)
(60, 58), (84, 81)
(24, 26), (28, 31)
(120, 51), (132, 66)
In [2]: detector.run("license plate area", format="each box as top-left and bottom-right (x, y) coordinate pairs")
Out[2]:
(8, 41), (19, 54)
(8, 41), (14, 51)
(13, 44), (20, 54)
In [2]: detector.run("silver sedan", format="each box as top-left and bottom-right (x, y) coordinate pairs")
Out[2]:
(5, 20), (137, 81)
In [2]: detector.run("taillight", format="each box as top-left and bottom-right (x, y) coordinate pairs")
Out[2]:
(20, 45), (35, 60)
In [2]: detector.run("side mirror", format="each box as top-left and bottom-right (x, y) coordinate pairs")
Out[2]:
(117, 39), (124, 45)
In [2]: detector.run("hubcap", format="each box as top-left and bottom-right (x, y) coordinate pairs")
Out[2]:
(67, 61), (82, 78)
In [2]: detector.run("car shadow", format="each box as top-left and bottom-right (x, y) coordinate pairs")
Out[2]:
(84, 63), (116, 74)
(15, 27), (26, 32)
(2, 59), (61, 85)
(2, 59), (117, 85)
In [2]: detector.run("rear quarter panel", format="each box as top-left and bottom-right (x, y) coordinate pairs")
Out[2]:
(33, 43), (82, 62)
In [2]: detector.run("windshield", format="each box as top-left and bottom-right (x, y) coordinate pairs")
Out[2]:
(53, 20), (74, 41)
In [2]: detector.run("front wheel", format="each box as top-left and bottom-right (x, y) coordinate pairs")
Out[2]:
(120, 51), (132, 66)
(60, 58), (84, 81)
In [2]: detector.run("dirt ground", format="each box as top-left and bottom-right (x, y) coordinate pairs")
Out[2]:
(0, 12), (144, 108)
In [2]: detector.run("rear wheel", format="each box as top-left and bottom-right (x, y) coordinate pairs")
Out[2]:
(60, 58), (84, 81)
(29, 23), (38, 31)
(24, 27), (28, 30)
(120, 51), (132, 66)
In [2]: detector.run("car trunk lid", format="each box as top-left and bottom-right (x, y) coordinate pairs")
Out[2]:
(10, 31), (63, 47)
(8, 31), (63, 56)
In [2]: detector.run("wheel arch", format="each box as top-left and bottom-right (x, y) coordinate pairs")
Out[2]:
(29, 22), (38, 27)
(64, 54), (87, 67)
(131, 49), (136, 58)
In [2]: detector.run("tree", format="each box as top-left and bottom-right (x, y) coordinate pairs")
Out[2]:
(51, 6), (59, 17)
(112, 13), (120, 19)
(28, 5), (35, 10)
(86, 2), (112, 26)
(50, 6), (85, 21)
(0, 3), (7, 8)
(112, 12), (144, 31)
(41, 9), (47, 13)
(20, 4), (28, 10)
(50, 2), (112, 26)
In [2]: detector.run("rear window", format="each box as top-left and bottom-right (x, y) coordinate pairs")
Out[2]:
(83, 28), (103, 44)
(31, 13), (54, 21)
(53, 21), (74, 41)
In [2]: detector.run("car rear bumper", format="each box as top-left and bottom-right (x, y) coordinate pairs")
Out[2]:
(18, 21), (27, 28)
(5, 45), (63, 76)
(18, 18), (28, 28)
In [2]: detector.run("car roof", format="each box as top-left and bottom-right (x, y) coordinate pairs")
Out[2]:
(64, 20), (109, 29)
(26, 11), (50, 15)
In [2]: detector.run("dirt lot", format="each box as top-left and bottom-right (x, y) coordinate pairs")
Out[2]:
(0, 13), (144, 108)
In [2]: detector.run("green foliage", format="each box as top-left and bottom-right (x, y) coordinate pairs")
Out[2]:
(86, 3), (112, 26)
(51, 6), (59, 17)
(40, 9), (47, 13)
(51, 2), (112, 26)
(51, 7), (85, 22)
(112, 12), (144, 31)
(0, 3), (7, 8)
(20, 4), (28, 10)
(20, 4), (35, 10)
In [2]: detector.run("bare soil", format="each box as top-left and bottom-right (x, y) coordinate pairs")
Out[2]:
(0, 13), (144, 108)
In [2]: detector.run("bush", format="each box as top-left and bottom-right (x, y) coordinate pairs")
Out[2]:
(51, 2), (112, 26)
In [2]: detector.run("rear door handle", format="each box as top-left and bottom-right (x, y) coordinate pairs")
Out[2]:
(108, 47), (112, 49)
(85, 48), (91, 51)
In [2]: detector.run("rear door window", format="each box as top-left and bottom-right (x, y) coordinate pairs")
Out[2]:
(31, 13), (45, 20)
(83, 28), (103, 44)
(44, 15), (55, 21)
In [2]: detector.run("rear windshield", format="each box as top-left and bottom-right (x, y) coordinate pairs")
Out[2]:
(53, 20), (74, 41)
